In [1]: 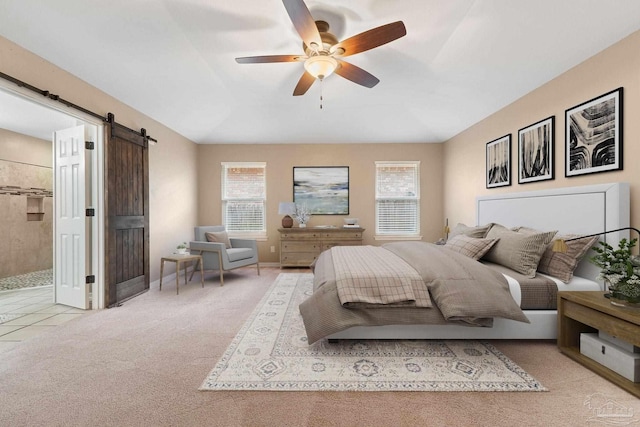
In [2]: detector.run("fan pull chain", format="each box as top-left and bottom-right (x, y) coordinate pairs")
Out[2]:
(320, 79), (323, 110)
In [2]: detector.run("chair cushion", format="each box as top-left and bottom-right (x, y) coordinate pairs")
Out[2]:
(226, 248), (254, 262)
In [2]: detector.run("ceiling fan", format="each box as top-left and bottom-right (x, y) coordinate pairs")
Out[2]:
(235, 0), (406, 96)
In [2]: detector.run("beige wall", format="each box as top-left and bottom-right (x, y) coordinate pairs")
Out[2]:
(10, 26), (636, 280)
(0, 128), (52, 167)
(0, 129), (53, 278)
(1, 35), (199, 282)
(197, 143), (444, 263)
(444, 30), (640, 233)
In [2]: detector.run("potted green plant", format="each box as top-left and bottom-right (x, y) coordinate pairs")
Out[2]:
(176, 242), (188, 255)
(590, 238), (640, 307)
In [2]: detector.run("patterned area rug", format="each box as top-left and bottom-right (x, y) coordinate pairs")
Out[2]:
(200, 273), (547, 392)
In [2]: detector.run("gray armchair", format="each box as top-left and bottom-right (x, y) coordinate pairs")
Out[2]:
(189, 226), (259, 285)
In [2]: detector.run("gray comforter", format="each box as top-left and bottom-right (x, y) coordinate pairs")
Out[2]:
(299, 242), (529, 344)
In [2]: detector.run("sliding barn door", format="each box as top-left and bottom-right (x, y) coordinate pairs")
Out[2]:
(105, 119), (150, 307)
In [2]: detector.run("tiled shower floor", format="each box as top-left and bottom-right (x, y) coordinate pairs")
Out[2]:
(0, 273), (87, 352)
(0, 269), (53, 291)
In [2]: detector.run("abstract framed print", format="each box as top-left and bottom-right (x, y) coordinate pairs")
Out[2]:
(565, 88), (623, 177)
(518, 116), (554, 184)
(293, 166), (349, 215)
(486, 134), (511, 188)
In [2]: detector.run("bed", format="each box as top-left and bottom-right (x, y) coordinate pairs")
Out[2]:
(299, 182), (630, 343)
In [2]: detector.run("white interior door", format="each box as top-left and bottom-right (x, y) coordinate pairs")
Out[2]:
(54, 125), (91, 309)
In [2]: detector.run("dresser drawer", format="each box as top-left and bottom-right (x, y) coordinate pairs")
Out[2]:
(323, 241), (363, 250)
(281, 241), (322, 253)
(281, 252), (318, 267)
(280, 232), (323, 240)
(320, 231), (362, 239)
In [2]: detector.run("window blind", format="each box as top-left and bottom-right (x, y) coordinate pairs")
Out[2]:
(221, 163), (266, 233)
(375, 162), (420, 235)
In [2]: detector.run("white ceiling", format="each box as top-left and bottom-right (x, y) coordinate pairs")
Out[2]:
(1, 0), (640, 144)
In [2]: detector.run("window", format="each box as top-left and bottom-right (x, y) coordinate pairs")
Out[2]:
(375, 161), (421, 239)
(221, 162), (266, 237)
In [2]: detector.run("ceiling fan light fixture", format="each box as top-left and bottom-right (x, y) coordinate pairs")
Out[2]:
(304, 55), (337, 80)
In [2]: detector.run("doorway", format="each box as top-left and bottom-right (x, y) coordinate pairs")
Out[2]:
(0, 83), (105, 310)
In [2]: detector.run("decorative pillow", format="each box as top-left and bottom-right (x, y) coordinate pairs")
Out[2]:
(444, 235), (499, 260)
(482, 224), (557, 278)
(515, 227), (599, 283)
(449, 223), (493, 239)
(205, 231), (231, 249)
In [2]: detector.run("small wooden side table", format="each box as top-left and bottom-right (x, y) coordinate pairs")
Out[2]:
(159, 253), (204, 295)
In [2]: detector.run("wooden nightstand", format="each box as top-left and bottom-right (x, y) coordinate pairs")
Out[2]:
(557, 291), (640, 398)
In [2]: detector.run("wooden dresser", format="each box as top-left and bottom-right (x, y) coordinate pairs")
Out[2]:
(278, 227), (364, 267)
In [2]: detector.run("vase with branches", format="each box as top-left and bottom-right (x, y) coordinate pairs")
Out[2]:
(293, 204), (311, 228)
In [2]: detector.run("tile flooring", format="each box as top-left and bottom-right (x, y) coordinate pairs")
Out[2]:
(0, 286), (86, 352)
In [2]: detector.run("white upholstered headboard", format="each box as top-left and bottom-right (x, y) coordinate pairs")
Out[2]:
(476, 182), (630, 280)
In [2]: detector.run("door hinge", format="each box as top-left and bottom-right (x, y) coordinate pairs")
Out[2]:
(86, 275), (95, 284)
(85, 141), (95, 150)
(86, 208), (95, 217)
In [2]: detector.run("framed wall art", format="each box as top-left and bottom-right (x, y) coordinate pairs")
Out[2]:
(518, 116), (554, 184)
(486, 134), (511, 188)
(565, 87), (623, 177)
(293, 166), (349, 215)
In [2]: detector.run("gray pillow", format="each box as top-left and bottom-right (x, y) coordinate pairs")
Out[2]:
(482, 224), (556, 278)
(449, 223), (493, 239)
(515, 227), (598, 283)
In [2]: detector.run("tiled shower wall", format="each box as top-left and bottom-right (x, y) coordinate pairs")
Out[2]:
(0, 129), (53, 279)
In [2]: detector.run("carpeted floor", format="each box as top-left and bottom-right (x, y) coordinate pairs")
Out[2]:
(0, 267), (638, 427)
(202, 273), (546, 392)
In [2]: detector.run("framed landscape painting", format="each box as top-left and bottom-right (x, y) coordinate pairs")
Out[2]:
(565, 88), (623, 177)
(518, 116), (554, 184)
(486, 135), (511, 188)
(293, 166), (349, 215)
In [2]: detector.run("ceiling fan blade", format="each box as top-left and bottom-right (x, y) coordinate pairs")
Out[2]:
(335, 60), (380, 88)
(293, 71), (316, 96)
(236, 55), (302, 64)
(282, 0), (323, 50)
(332, 21), (406, 57)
